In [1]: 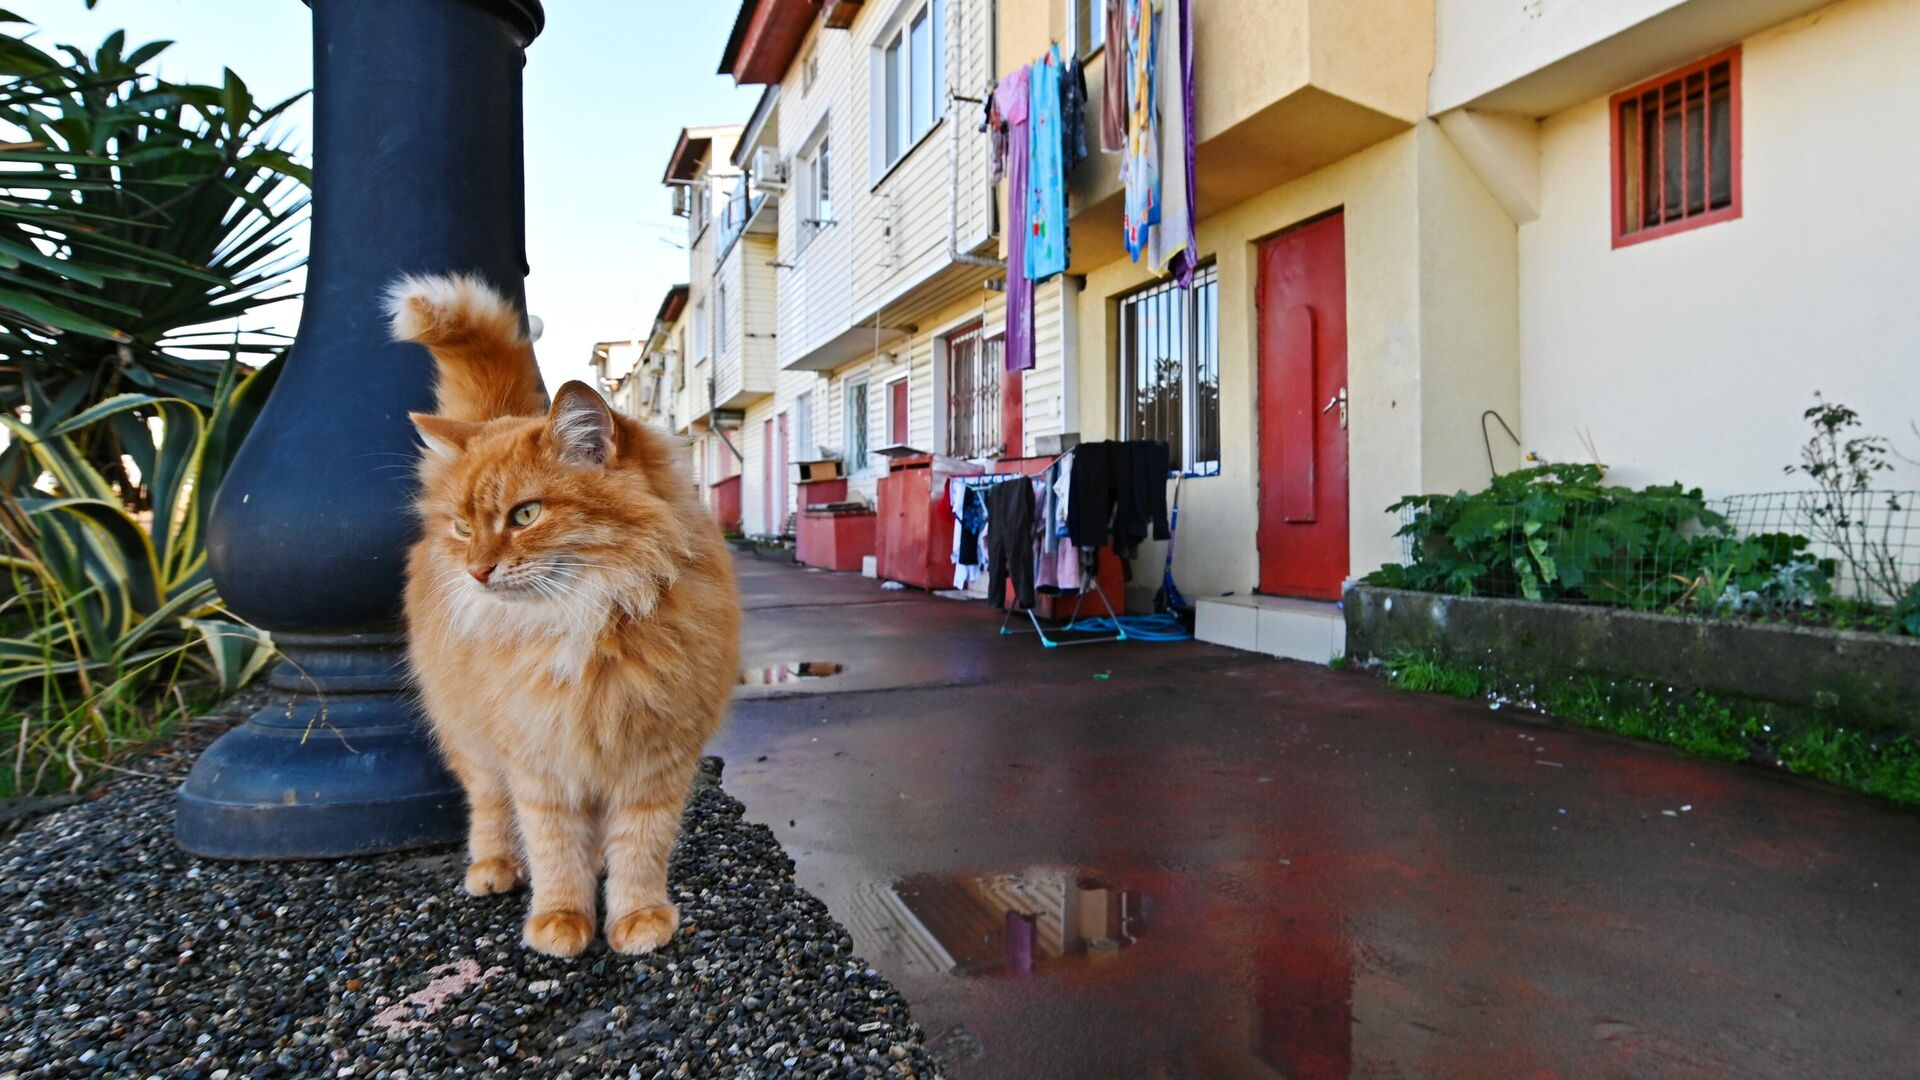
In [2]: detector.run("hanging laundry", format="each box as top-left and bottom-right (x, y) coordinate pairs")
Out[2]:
(987, 478), (1037, 610)
(1026, 47), (1069, 282)
(983, 93), (1007, 184)
(1061, 54), (1091, 174)
(1099, 0), (1128, 153)
(994, 67), (1036, 372)
(1147, 0), (1195, 279)
(1122, 0), (1162, 262)
(1168, 0), (1199, 287)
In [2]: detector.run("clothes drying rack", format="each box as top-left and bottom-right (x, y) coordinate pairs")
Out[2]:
(969, 446), (1127, 648)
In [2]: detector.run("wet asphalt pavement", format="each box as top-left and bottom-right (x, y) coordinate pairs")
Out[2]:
(717, 557), (1920, 1079)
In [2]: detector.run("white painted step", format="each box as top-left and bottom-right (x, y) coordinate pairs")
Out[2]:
(1195, 594), (1346, 665)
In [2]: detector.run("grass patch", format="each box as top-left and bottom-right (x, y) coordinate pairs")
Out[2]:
(0, 679), (216, 799)
(1377, 650), (1920, 807)
(1382, 652), (1483, 697)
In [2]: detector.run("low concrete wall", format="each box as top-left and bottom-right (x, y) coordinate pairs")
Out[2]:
(1345, 586), (1920, 734)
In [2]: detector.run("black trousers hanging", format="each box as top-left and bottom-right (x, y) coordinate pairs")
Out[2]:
(987, 478), (1036, 611)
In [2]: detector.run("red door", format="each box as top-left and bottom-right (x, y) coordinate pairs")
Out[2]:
(776, 410), (790, 533)
(1257, 212), (1349, 600)
(1000, 367), (1023, 458)
(761, 418), (775, 535)
(889, 379), (909, 445)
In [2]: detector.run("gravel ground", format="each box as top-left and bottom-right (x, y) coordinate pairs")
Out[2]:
(0, 718), (939, 1079)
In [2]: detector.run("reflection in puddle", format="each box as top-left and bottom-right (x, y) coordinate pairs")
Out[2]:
(852, 868), (1148, 977)
(739, 661), (843, 685)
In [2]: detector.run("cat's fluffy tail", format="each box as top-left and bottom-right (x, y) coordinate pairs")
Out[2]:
(386, 273), (547, 423)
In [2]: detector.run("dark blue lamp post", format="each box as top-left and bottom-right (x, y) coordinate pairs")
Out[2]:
(175, 0), (546, 858)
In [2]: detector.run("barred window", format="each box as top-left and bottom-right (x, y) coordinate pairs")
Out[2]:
(1119, 266), (1219, 475)
(1613, 48), (1740, 247)
(945, 323), (1003, 458)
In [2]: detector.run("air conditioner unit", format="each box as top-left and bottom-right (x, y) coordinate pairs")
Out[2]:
(670, 185), (690, 217)
(751, 146), (788, 193)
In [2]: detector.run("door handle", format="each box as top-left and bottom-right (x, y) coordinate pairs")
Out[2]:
(1321, 386), (1348, 429)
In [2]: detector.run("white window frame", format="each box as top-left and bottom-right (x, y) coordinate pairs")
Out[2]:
(868, 0), (945, 183)
(794, 390), (815, 460)
(844, 377), (872, 474)
(716, 283), (730, 353)
(1071, 0), (1105, 59)
(692, 299), (708, 361)
(796, 121), (833, 252)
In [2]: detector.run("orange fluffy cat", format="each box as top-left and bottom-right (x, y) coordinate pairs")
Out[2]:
(389, 273), (740, 957)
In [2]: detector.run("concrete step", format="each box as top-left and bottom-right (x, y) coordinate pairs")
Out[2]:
(1195, 594), (1346, 665)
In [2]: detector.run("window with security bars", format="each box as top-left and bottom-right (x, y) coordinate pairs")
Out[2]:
(1120, 265), (1219, 475)
(1612, 48), (1741, 247)
(945, 323), (1003, 458)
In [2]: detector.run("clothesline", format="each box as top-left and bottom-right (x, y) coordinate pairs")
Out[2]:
(985, 0), (1199, 376)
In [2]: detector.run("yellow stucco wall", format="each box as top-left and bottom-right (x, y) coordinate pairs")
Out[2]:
(1519, 0), (1920, 495)
(1070, 122), (1520, 600)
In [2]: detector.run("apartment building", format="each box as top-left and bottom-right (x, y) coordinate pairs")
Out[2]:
(713, 0), (1017, 541)
(590, 283), (688, 432)
(982, 0), (1920, 661)
(660, 125), (746, 532)
(654, 0), (1917, 640)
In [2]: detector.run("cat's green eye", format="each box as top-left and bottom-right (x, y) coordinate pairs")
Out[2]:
(452, 517), (472, 538)
(510, 500), (542, 527)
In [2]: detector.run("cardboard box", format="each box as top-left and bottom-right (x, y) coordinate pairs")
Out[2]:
(794, 458), (843, 483)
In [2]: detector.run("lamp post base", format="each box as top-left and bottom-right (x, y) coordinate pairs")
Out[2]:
(174, 633), (464, 860)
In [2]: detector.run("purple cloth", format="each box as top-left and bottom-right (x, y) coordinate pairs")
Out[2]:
(998, 67), (1035, 373)
(1169, 0), (1198, 289)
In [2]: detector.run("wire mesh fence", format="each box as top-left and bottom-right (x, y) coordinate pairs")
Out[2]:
(1382, 483), (1919, 625)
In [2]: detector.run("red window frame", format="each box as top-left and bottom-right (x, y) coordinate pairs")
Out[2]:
(1610, 46), (1742, 249)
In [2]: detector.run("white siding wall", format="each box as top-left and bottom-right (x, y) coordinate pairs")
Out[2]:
(775, 26), (858, 370)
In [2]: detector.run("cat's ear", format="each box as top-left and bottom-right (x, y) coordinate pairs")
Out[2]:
(410, 413), (482, 459)
(548, 380), (616, 466)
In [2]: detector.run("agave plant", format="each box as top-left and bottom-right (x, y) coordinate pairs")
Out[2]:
(0, 360), (279, 792)
(0, 11), (309, 491)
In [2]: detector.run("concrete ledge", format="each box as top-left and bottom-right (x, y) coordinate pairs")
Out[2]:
(1197, 595), (1346, 665)
(1345, 586), (1920, 735)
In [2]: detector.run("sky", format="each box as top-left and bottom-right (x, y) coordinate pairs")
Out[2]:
(19, 0), (757, 390)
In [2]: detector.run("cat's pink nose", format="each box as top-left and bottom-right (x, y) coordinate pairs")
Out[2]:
(468, 563), (495, 584)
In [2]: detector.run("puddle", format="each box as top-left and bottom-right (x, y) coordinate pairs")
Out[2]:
(853, 868), (1149, 978)
(740, 661), (844, 685)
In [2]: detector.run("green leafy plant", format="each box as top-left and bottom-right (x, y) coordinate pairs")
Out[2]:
(0, 360), (279, 793)
(1366, 464), (1823, 614)
(0, 12), (308, 493)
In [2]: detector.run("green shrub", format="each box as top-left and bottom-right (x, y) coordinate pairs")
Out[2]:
(0, 361), (278, 794)
(1366, 464), (1832, 615)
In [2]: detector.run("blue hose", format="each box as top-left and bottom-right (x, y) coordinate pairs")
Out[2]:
(1061, 612), (1192, 641)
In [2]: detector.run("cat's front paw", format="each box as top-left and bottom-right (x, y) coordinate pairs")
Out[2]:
(524, 910), (595, 956)
(607, 904), (680, 955)
(464, 857), (520, 896)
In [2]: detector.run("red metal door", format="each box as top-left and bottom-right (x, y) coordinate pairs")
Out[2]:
(1000, 368), (1023, 457)
(889, 380), (909, 445)
(1257, 212), (1349, 600)
(761, 418), (774, 536)
(776, 410), (790, 533)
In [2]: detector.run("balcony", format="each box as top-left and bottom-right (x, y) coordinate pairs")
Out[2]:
(1431, 0), (1835, 116)
(1058, 0), (1432, 272)
(712, 231), (779, 409)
